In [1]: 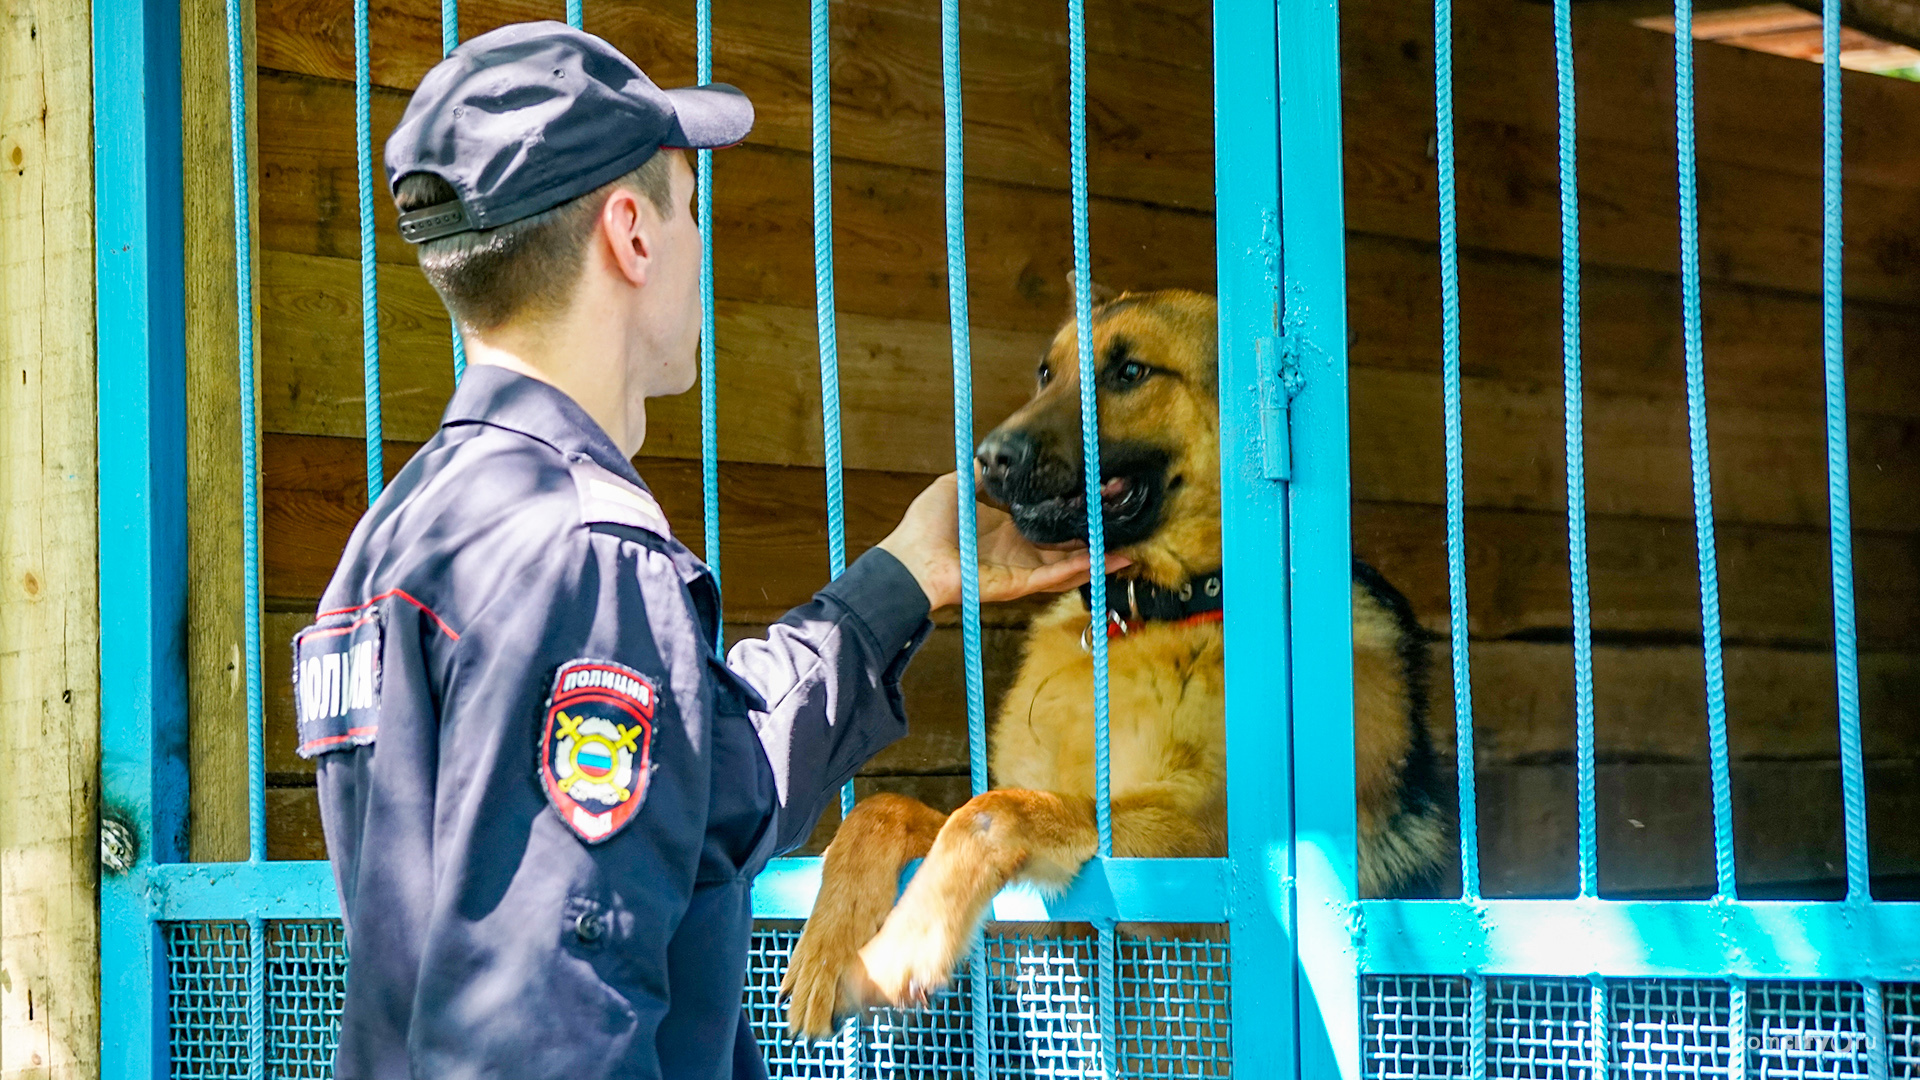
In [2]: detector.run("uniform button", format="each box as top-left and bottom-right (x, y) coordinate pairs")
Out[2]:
(574, 911), (604, 943)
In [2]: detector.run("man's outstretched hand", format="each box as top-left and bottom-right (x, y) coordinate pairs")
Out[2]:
(876, 473), (1127, 612)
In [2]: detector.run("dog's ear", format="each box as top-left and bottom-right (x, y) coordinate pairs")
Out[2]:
(1064, 271), (1121, 310)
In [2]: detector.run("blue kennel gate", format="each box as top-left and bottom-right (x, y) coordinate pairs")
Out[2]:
(91, 0), (1920, 1071)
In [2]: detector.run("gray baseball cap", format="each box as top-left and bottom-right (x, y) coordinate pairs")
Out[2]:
(385, 21), (754, 243)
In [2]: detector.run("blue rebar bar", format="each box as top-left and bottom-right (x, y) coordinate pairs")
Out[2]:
(809, 0), (857, 926)
(1433, 0), (1479, 906)
(565, 0), (581, 29)
(248, 916), (266, 1080)
(356, 0), (382, 504)
(1067, 0), (1116, 1062)
(1820, 0), (1870, 910)
(1552, 0), (1600, 900)
(1589, 976), (1609, 1074)
(1469, 975), (1487, 1079)
(1866, 979), (1890, 1080)
(226, 0), (265, 869)
(697, 0), (720, 645)
(1067, 0), (1110, 873)
(1729, 977), (1749, 1079)
(443, 0), (466, 380)
(939, 0), (992, 1069)
(1672, 0), (1737, 902)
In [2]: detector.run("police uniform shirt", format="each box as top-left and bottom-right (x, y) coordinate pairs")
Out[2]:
(296, 365), (932, 1079)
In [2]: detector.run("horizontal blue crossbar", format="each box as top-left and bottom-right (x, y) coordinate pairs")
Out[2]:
(143, 857), (1230, 924)
(1356, 898), (1920, 981)
(142, 864), (1920, 980)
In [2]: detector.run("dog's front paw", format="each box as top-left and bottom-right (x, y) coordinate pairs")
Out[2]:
(782, 916), (870, 1039)
(854, 907), (965, 1010)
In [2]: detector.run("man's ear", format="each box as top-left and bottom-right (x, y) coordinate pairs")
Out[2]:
(599, 187), (653, 288)
(1064, 270), (1121, 309)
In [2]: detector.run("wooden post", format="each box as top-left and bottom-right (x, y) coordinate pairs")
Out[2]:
(0, 0), (101, 1075)
(181, 0), (256, 864)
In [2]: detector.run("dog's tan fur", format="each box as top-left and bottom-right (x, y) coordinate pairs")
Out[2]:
(781, 288), (1445, 1037)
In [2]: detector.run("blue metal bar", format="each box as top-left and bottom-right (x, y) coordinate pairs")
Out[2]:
(1552, 0), (1601, 901)
(809, 0), (853, 822)
(248, 916), (266, 1080)
(1728, 977), (1748, 1079)
(1588, 975), (1609, 1075)
(1672, 0), (1736, 903)
(1213, 0), (1294, 1070)
(769, 857), (1227, 923)
(356, 0), (382, 505)
(1469, 975), (1488, 1079)
(229, 0), (266, 870)
(937, 0), (991, 1070)
(1065, 2), (1119, 1064)
(94, 0), (189, 1068)
(1820, 0), (1870, 909)
(443, 0), (466, 381)
(565, 0), (581, 30)
(1866, 979), (1890, 1080)
(1433, 0), (1479, 903)
(1276, 0), (1360, 1070)
(1353, 899), (1920, 980)
(1066, 0), (1110, 870)
(697, 0), (720, 629)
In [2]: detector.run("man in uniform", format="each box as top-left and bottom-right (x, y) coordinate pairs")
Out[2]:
(292, 22), (1109, 1080)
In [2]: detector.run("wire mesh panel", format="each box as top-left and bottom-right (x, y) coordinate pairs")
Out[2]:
(1609, 979), (1735, 1079)
(744, 923), (1232, 1078)
(1888, 984), (1918, 1078)
(1486, 978), (1598, 1079)
(1116, 930), (1232, 1078)
(265, 922), (349, 1079)
(165, 923), (253, 1079)
(1748, 982), (1870, 1080)
(1364, 975), (1474, 1078)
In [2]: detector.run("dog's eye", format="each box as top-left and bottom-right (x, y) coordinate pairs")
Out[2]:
(1037, 361), (1053, 387)
(1116, 360), (1149, 386)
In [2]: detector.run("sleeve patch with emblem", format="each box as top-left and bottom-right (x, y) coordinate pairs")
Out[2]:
(540, 659), (658, 843)
(293, 608), (385, 758)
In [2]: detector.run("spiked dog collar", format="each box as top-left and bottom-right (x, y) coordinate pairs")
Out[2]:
(1078, 569), (1224, 648)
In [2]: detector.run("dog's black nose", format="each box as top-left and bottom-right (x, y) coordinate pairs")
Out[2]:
(975, 430), (1037, 489)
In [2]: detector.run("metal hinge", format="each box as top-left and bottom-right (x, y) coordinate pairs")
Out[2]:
(1257, 335), (1304, 481)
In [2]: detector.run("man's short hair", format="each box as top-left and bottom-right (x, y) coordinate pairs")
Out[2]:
(394, 150), (677, 332)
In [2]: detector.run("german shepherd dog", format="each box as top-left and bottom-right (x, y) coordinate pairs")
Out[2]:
(781, 287), (1448, 1038)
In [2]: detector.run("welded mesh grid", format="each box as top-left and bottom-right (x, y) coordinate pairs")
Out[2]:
(1609, 979), (1733, 1079)
(1888, 983), (1919, 1078)
(1359, 977), (1919, 1080)
(746, 922), (1231, 1078)
(1116, 931), (1232, 1077)
(165, 922), (253, 1079)
(1364, 975), (1473, 1077)
(265, 921), (348, 1078)
(1748, 982), (1869, 1080)
(1485, 977), (1598, 1077)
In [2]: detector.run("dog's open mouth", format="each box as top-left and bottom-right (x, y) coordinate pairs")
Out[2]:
(997, 452), (1171, 549)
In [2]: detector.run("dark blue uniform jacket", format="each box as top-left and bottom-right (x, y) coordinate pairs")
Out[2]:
(299, 366), (931, 1079)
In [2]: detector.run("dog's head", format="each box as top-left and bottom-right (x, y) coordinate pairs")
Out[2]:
(976, 286), (1220, 586)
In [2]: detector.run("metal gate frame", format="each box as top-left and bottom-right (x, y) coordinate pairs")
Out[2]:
(93, 0), (1323, 1074)
(96, 0), (1919, 1073)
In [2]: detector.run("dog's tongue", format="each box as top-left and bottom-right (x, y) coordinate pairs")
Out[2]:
(1100, 477), (1130, 497)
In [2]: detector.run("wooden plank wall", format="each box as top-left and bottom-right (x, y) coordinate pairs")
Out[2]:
(0, 0), (101, 1070)
(227, 0), (1920, 896)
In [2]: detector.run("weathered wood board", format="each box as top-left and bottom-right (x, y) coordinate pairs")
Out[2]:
(0, 0), (101, 1068)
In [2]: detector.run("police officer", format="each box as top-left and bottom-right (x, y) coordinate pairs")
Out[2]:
(293, 21), (1108, 1080)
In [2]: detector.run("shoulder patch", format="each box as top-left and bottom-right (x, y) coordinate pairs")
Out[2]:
(540, 658), (658, 843)
(569, 458), (671, 538)
(292, 607), (384, 758)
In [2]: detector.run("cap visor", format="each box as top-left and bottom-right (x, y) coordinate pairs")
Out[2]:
(662, 83), (755, 149)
